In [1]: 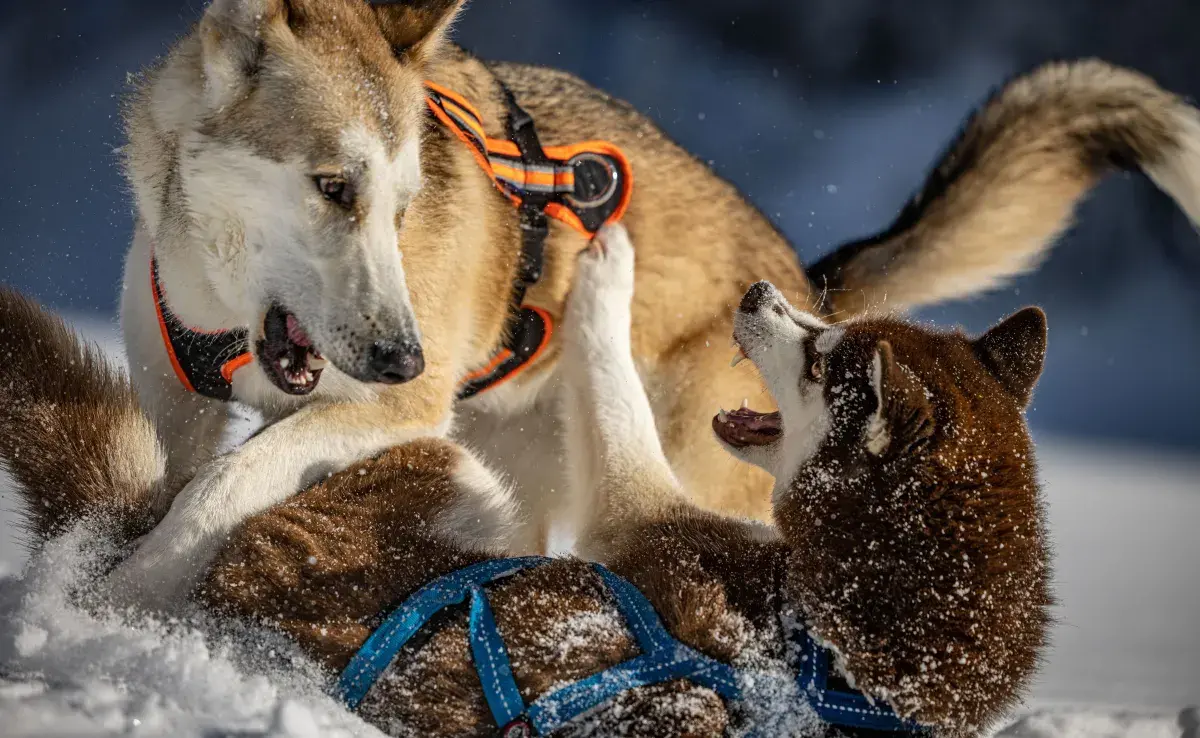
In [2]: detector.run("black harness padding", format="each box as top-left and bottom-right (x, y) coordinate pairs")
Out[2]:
(455, 82), (555, 401)
(150, 255), (251, 402)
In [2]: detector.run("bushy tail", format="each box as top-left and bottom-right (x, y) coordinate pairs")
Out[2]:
(808, 59), (1200, 313)
(0, 288), (165, 545)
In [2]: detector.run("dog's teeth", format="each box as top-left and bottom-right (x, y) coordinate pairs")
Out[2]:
(741, 398), (749, 409)
(730, 351), (746, 368)
(310, 356), (328, 371)
(717, 409), (729, 423)
(279, 358), (291, 369)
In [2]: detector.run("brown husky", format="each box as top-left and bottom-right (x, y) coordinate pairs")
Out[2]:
(113, 0), (1191, 606)
(0, 225), (1052, 736)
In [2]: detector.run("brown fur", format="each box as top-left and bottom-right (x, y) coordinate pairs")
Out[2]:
(0, 288), (166, 543)
(775, 312), (1053, 733)
(0, 283), (1051, 736)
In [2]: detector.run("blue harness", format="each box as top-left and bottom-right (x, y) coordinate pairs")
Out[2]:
(337, 557), (925, 736)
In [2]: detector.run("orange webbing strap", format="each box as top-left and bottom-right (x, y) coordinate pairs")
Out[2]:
(150, 251), (254, 401)
(424, 81), (633, 236)
(428, 80), (635, 400)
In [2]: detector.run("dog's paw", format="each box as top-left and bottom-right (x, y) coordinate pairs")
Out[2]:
(574, 223), (635, 299)
(563, 224), (636, 358)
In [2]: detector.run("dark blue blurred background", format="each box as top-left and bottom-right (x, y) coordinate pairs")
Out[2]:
(3, 0), (1199, 452)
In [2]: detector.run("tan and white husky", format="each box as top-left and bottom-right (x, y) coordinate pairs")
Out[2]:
(114, 0), (1200, 606)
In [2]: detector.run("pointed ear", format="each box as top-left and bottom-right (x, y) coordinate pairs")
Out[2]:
(867, 341), (934, 457)
(198, 0), (286, 108)
(369, 0), (467, 65)
(972, 307), (1047, 407)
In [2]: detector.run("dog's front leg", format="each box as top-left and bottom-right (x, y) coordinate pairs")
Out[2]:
(106, 398), (452, 610)
(558, 225), (691, 560)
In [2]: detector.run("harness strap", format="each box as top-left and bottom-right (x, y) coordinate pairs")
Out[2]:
(336, 558), (744, 736)
(337, 556), (547, 710)
(469, 583), (525, 726)
(524, 565), (742, 733)
(150, 254), (253, 401)
(423, 81), (633, 238)
(428, 80), (632, 400)
(791, 625), (928, 733)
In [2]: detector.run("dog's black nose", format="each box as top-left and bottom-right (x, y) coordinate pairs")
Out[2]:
(368, 340), (425, 384)
(739, 281), (774, 313)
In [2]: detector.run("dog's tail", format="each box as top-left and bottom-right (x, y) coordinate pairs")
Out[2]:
(0, 288), (165, 545)
(808, 59), (1200, 313)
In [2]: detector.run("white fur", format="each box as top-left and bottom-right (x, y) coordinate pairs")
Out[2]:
(1143, 106), (1200, 229)
(720, 283), (832, 491)
(864, 350), (891, 456)
(815, 326), (846, 355)
(435, 450), (520, 553)
(106, 411), (454, 609)
(556, 226), (684, 556)
(561, 227), (671, 474)
(454, 393), (569, 555)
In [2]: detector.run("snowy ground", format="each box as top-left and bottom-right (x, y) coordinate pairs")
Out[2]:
(0, 316), (1196, 737)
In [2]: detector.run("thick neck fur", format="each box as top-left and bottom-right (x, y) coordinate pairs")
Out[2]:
(774, 321), (1052, 735)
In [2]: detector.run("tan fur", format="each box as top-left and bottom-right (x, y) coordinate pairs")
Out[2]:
(807, 59), (1200, 313)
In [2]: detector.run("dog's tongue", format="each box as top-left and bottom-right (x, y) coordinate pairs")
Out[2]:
(286, 314), (312, 348)
(713, 406), (783, 447)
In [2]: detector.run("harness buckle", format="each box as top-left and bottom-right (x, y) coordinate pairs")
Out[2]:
(567, 152), (620, 209)
(499, 715), (535, 738)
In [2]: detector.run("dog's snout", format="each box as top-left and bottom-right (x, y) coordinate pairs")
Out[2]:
(739, 281), (774, 314)
(367, 340), (425, 384)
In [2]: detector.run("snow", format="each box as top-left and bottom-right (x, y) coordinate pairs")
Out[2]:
(0, 316), (1196, 736)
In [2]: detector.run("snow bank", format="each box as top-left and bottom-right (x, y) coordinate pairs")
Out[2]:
(0, 524), (380, 738)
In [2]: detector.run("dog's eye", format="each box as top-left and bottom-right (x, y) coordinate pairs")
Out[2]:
(315, 176), (356, 208)
(808, 355), (825, 382)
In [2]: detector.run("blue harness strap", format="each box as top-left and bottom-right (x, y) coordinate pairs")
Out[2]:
(523, 565), (742, 733)
(337, 556), (548, 710)
(337, 557), (926, 736)
(792, 627), (928, 734)
(468, 583), (525, 726)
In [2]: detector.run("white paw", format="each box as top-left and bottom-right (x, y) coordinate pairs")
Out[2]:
(565, 223), (635, 333)
(576, 223), (635, 295)
(105, 517), (216, 610)
(104, 470), (238, 609)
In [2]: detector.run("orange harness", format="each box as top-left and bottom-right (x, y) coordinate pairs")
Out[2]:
(426, 80), (633, 398)
(151, 81), (632, 402)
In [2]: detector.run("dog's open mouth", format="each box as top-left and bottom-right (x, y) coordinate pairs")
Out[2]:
(713, 404), (783, 447)
(255, 304), (328, 395)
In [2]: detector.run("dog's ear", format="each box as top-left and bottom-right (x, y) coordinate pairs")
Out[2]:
(866, 341), (934, 458)
(369, 0), (467, 66)
(972, 307), (1048, 407)
(198, 0), (287, 109)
